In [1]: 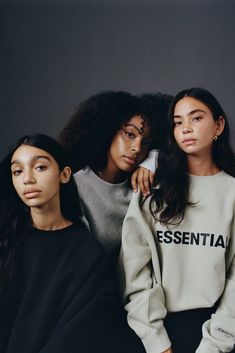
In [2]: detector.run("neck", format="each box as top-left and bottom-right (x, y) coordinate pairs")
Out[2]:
(187, 154), (220, 176)
(30, 207), (72, 231)
(97, 168), (127, 184)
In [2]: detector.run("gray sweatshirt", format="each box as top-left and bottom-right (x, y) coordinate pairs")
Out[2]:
(119, 171), (235, 353)
(74, 150), (158, 258)
(74, 167), (132, 257)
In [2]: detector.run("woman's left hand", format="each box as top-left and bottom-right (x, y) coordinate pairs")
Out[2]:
(131, 167), (155, 196)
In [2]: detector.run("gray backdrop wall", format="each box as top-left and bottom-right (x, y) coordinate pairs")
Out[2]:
(1, 0), (235, 159)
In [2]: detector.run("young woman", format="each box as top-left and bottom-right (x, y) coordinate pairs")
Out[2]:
(0, 133), (146, 353)
(119, 88), (235, 353)
(59, 90), (173, 263)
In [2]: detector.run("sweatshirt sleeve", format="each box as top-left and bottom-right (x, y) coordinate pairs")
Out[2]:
(138, 149), (158, 173)
(196, 218), (235, 353)
(118, 190), (171, 353)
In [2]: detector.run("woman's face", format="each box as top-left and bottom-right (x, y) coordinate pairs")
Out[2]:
(106, 115), (151, 177)
(11, 144), (69, 210)
(173, 96), (224, 157)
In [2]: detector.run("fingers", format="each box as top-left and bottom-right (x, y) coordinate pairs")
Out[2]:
(149, 171), (155, 185)
(140, 168), (151, 196)
(131, 167), (155, 196)
(162, 348), (172, 353)
(131, 169), (139, 193)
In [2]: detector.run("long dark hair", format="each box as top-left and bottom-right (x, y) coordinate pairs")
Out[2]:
(149, 87), (235, 225)
(0, 133), (82, 301)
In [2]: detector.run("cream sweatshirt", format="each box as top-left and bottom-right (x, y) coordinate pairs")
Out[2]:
(119, 171), (235, 353)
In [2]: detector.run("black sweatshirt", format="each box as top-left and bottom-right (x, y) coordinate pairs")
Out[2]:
(0, 223), (144, 353)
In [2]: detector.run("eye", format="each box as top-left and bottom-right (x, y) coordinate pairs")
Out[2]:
(35, 165), (47, 171)
(174, 120), (182, 126)
(127, 132), (135, 138)
(192, 116), (202, 121)
(12, 169), (22, 176)
(122, 129), (136, 139)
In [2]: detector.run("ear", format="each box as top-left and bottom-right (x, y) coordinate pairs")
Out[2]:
(60, 166), (72, 184)
(215, 116), (225, 137)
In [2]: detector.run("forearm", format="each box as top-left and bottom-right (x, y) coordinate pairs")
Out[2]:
(196, 258), (235, 352)
(119, 191), (171, 353)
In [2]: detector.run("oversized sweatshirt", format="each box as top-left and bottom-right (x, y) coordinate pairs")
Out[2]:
(74, 150), (158, 260)
(74, 167), (132, 259)
(0, 223), (145, 353)
(119, 171), (235, 353)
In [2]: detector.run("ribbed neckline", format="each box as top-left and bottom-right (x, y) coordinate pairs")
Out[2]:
(84, 167), (130, 187)
(189, 170), (225, 180)
(31, 222), (77, 237)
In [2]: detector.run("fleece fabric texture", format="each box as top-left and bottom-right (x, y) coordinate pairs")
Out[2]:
(0, 223), (145, 353)
(74, 150), (158, 261)
(119, 171), (235, 353)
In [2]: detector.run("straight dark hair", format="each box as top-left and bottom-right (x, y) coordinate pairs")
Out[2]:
(0, 133), (82, 301)
(149, 87), (235, 225)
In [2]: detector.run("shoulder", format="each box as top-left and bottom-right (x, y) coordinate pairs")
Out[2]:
(222, 171), (235, 185)
(74, 167), (90, 182)
(126, 190), (142, 214)
(125, 190), (155, 229)
(130, 189), (152, 212)
(31, 222), (104, 258)
(58, 223), (110, 280)
(126, 190), (151, 214)
(189, 171), (235, 212)
(70, 223), (110, 278)
(215, 171), (235, 196)
(190, 171), (235, 189)
(73, 167), (101, 192)
(68, 222), (105, 255)
(38, 222), (106, 272)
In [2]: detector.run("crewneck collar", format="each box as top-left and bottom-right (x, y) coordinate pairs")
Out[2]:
(32, 222), (77, 237)
(189, 170), (225, 180)
(88, 167), (129, 187)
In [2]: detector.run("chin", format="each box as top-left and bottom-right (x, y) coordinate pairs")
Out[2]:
(24, 199), (43, 207)
(182, 146), (198, 153)
(123, 167), (136, 173)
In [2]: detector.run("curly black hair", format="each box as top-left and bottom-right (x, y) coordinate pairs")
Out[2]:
(59, 90), (173, 172)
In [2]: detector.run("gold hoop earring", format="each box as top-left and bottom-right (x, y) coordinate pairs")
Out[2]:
(214, 135), (218, 141)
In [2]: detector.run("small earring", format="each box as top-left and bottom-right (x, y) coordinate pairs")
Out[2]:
(214, 135), (218, 141)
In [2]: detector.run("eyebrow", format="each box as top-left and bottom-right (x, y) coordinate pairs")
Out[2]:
(124, 123), (144, 134)
(174, 109), (206, 118)
(11, 155), (51, 166)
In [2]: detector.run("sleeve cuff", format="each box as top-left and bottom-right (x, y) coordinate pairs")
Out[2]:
(141, 327), (171, 353)
(139, 149), (158, 173)
(196, 339), (220, 353)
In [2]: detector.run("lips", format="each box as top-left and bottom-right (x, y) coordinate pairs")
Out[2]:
(182, 138), (196, 144)
(23, 189), (41, 198)
(123, 155), (137, 165)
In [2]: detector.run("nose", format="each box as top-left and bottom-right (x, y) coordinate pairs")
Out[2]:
(131, 139), (141, 154)
(182, 123), (193, 134)
(23, 170), (36, 185)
